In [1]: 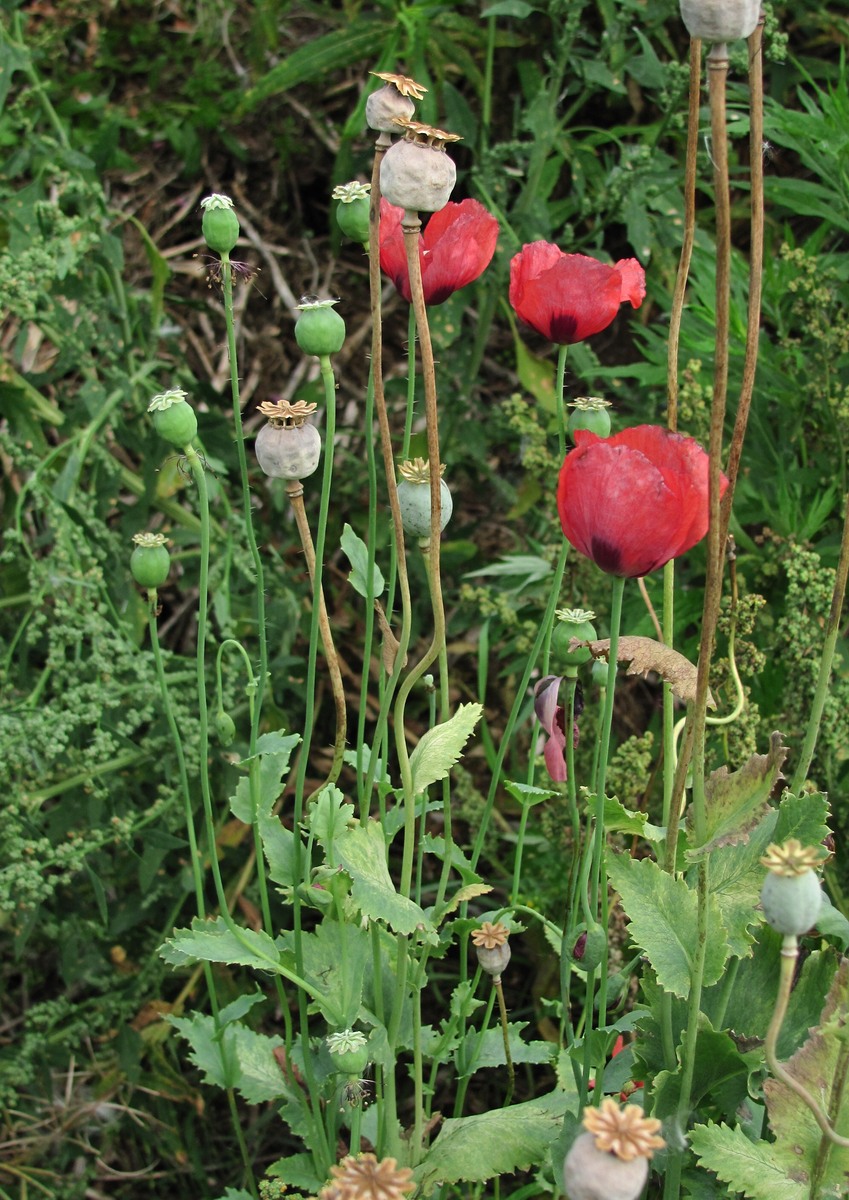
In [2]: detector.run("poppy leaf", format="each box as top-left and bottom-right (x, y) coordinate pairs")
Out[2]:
(582, 636), (713, 707)
(409, 703), (483, 794)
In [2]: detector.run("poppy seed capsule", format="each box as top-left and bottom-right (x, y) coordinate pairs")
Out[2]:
(563, 1133), (649, 1200)
(148, 388), (198, 448)
(333, 182), (371, 245)
(200, 193), (240, 255)
(396, 458), (453, 539)
(551, 608), (597, 670)
(254, 400), (321, 480)
(760, 840), (825, 936)
(130, 532), (170, 589)
(679, 0), (760, 42)
(365, 71), (424, 133)
(294, 297), (346, 357)
(380, 120), (460, 214)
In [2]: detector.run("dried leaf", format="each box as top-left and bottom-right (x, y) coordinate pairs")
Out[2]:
(580, 636), (713, 707)
(375, 599), (405, 674)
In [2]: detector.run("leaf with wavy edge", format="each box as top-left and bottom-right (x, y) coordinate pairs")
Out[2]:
(580, 636), (713, 707)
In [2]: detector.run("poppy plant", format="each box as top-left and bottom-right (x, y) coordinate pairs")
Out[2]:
(509, 241), (646, 344)
(379, 197), (499, 305)
(557, 425), (727, 578)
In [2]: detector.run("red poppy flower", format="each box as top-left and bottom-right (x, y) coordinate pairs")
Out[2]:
(509, 241), (645, 344)
(379, 197), (499, 305)
(533, 674), (582, 782)
(557, 425), (727, 578)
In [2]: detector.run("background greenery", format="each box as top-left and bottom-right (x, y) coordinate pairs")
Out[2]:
(2, 0), (848, 1195)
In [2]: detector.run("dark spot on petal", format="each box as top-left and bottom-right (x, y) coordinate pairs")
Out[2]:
(590, 536), (623, 575)
(549, 311), (578, 343)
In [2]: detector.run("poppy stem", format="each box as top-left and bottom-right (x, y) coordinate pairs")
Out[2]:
(555, 344), (569, 459)
(667, 36), (702, 432)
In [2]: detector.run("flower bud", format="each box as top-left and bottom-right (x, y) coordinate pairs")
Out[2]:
(679, 0), (760, 42)
(200, 193), (240, 255)
(130, 532), (171, 589)
(571, 923), (606, 972)
(147, 388), (198, 448)
(568, 397), (612, 441)
(365, 71), (425, 134)
(214, 710), (236, 746)
(333, 181), (371, 245)
(294, 296), (346, 357)
(759, 840), (825, 936)
(396, 458), (453, 539)
(380, 119), (460, 214)
(254, 400), (322, 480)
(591, 659), (610, 688)
(551, 608), (597, 671)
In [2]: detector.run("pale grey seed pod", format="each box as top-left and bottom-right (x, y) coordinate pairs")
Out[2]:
(254, 399), (321, 481)
(679, 0), (760, 42)
(563, 1133), (649, 1200)
(380, 120), (460, 214)
(365, 71), (425, 133)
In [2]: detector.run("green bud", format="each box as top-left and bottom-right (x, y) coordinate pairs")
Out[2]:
(148, 388), (198, 448)
(214, 711), (236, 746)
(326, 1029), (370, 1076)
(201, 193), (240, 255)
(130, 532), (171, 589)
(294, 297), (346, 357)
(591, 659), (610, 688)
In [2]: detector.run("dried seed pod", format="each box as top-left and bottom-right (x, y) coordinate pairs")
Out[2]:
(679, 0), (760, 42)
(380, 119), (461, 214)
(254, 400), (322, 481)
(365, 71), (425, 133)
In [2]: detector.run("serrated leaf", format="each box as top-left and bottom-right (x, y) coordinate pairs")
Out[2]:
(341, 522), (385, 599)
(307, 784), (355, 858)
(169, 1013), (292, 1104)
(594, 792), (665, 843)
(687, 733), (787, 861)
(159, 916), (280, 972)
(334, 821), (435, 938)
(409, 703), (483, 794)
(504, 780), (556, 807)
(240, 730), (300, 764)
(689, 1121), (807, 1199)
(435, 882), (493, 921)
(586, 636), (712, 706)
(231, 733), (299, 824)
(266, 1152), (324, 1194)
(296, 920), (369, 1028)
(218, 989), (266, 1027)
(606, 854), (728, 998)
(258, 809), (301, 888)
(764, 959), (849, 1193)
(415, 1091), (573, 1193)
(774, 789), (832, 849)
(457, 1022), (557, 1073)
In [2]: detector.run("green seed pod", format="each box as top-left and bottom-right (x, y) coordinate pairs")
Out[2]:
(551, 608), (597, 671)
(148, 388), (198, 448)
(130, 532), (170, 588)
(396, 458), (453, 539)
(294, 297), (346, 357)
(760, 840), (825, 936)
(214, 711), (236, 746)
(591, 659), (610, 688)
(200, 193), (240, 255)
(326, 1030), (370, 1076)
(333, 182), (371, 245)
(568, 397), (612, 442)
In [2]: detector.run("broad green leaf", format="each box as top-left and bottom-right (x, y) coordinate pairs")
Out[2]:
(421, 832), (483, 886)
(335, 821), (435, 938)
(341, 523), (385, 599)
(457, 1022), (557, 1073)
(240, 730), (300, 764)
(259, 810), (301, 888)
(596, 793), (665, 843)
(159, 915), (280, 972)
(170, 1013), (292, 1105)
(296, 920), (369, 1028)
(218, 989), (266, 1027)
(686, 732), (787, 861)
(764, 959), (849, 1193)
(606, 854), (728, 998)
(774, 788), (832, 849)
(409, 703), (483, 794)
(707, 810), (779, 958)
(307, 784), (355, 859)
(231, 732), (299, 824)
(415, 1091), (574, 1193)
(266, 1153), (324, 1195)
(434, 882), (493, 922)
(651, 1014), (749, 1122)
(689, 1122), (807, 1199)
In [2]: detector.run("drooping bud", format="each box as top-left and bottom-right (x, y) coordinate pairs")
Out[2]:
(379, 119), (461, 214)
(396, 457), (453, 539)
(200, 193), (240, 255)
(130, 532), (171, 589)
(254, 400), (322, 481)
(333, 181), (371, 245)
(214, 710), (236, 746)
(365, 70), (426, 134)
(679, 0), (760, 43)
(759, 839), (825, 937)
(148, 388), (198, 448)
(294, 296), (346, 357)
(567, 397), (612, 441)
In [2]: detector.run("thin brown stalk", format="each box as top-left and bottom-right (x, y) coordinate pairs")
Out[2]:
(286, 480), (347, 791)
(721, 14), (765, 537)
(667, 37), (702, 432)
